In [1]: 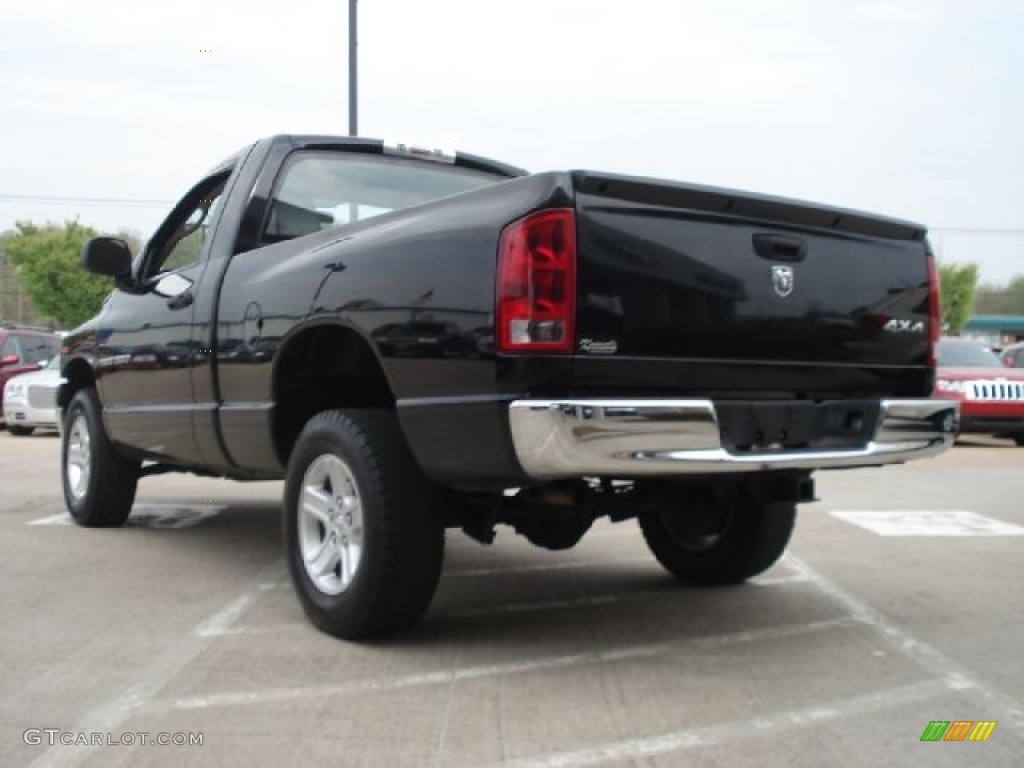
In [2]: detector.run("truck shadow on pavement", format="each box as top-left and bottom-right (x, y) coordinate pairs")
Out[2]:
(104, 500), (830, 651)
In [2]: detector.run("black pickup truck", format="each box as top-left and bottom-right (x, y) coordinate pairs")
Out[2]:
(61, 135), (957, 639)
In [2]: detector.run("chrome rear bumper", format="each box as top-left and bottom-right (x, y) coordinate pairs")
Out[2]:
(508, 399), (958, 479)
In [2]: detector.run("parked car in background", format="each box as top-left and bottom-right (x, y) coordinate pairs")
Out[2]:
(3, 355), (63, 435)
(934, 338), (1024, 445)
(1000, 342), (1024, 369)
(0, 326), (60, 427)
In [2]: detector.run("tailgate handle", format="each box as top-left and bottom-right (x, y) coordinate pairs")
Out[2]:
(753, 234), (807, 262)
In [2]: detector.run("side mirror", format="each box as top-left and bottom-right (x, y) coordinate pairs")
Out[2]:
(153, 273), (192, 299)
(81, 237), (133, 278)
(0, 354), (19, 367)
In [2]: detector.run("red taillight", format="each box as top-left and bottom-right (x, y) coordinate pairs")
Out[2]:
(925, 245), (941, 366)
(496, 209), (576, 354)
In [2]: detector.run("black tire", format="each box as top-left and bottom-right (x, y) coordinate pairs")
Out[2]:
(8, 425), (34, 436)
(638, 487), (796, 585)
(283, 409), (445, 640)
(1013, 434), (1024, 447)
(61, 388), (139, 527)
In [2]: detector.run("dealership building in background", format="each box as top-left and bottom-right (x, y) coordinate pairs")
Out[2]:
(962, 315), (1024, 348)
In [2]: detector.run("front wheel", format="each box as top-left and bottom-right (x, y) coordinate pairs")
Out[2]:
(638, 486), (796, 584)
(283, 409), (445, 640)
(61, 388), (140, 527)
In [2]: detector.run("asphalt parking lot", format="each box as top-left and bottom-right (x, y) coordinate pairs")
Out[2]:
(1, 429), (1022, 767)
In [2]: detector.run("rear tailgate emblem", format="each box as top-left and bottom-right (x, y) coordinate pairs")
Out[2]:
(771, 265), (795, 297)
(883, 318), (925, 334)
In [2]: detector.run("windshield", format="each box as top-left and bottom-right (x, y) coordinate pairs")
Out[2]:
(936, 340), (1002, 368)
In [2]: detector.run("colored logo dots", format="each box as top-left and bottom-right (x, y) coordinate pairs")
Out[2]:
(921, 720), (997, 742)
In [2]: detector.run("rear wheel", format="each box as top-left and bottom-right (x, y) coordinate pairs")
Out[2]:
(1013, 434), (1024, 447)
(284, 409), (444, 640)
(8, 425), (33, 436)
(638, 485), (796, 584)
(62, 388), (139, 527)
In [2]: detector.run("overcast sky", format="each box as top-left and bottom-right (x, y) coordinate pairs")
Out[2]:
(2, 0), (1021, 284)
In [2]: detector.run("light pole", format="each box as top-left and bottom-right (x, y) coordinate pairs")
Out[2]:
(348, 0), (358, 136)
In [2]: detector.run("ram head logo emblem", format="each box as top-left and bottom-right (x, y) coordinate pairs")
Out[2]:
(771, 265), (795, 298)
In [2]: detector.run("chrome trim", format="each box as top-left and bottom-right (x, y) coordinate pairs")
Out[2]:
(508, 399), (958, 479)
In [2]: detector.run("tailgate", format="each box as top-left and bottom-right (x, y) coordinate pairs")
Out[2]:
(571, 171), (932, 397)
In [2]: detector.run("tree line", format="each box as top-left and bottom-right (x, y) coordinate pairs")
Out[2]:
(0, 220), (139, 328)
(939, 264), (1024, 333)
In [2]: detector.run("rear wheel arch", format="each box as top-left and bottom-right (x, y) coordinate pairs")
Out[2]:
(271, 321), (397, 468)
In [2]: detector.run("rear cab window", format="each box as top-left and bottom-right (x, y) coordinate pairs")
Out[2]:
(259, 151), (503, 246)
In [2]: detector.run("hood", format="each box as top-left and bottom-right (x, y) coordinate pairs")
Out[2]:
(936, 365), (1024, 381)
(4, 366), (62, 389)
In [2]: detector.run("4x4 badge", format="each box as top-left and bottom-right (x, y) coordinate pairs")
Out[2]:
(771, 265), (794, 297)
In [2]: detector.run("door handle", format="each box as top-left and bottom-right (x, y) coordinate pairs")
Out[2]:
(753, 233), (807, 262)
(167, 290), (194, 310)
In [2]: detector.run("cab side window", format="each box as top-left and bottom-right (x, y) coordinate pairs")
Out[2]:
(145, 175), (229, 278)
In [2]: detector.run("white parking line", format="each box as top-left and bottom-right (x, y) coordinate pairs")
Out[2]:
(26, 512), (72, 525)
(747, 571), (810, 587)
(196, 580), (282, 637)
(487, 679), (952, 768)
(829, 509), (1024, 536)
(27, 560), (285, 768)
(787, 556), (1024, 735)
(159, 617), (862, 712)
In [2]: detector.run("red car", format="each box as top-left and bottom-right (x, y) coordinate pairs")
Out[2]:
(0, 326), (60, 427)
(934, 338), (1024, 445)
